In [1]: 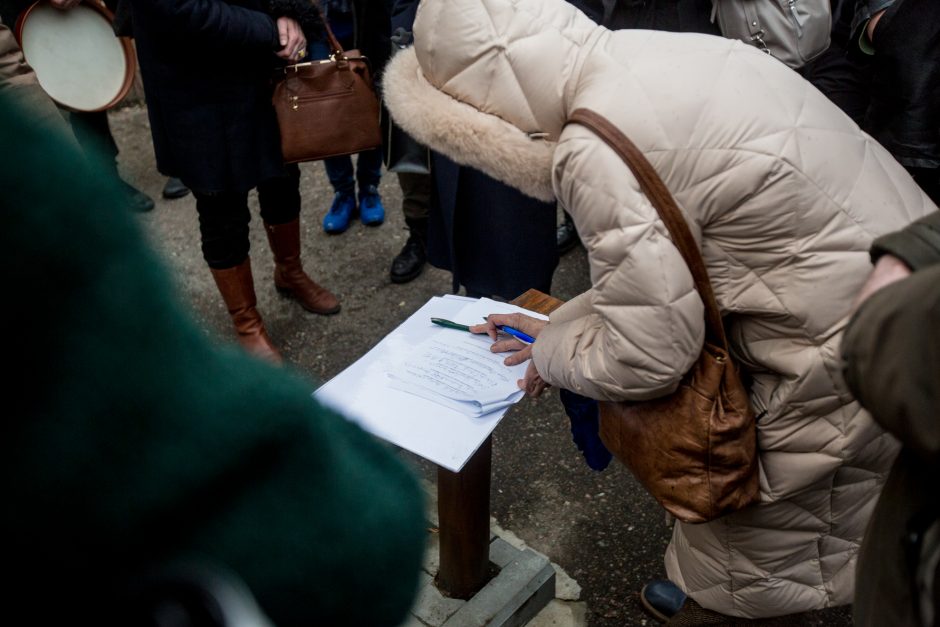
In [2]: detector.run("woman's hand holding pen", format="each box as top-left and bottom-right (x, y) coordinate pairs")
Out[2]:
(469, 313), (550, 397)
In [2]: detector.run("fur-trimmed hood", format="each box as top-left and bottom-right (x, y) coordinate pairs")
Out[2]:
(382, 0), (600, 201)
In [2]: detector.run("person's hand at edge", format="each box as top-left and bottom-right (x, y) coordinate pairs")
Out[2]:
(275, 16), (306, 61)
(852, 254), (912, 309)
(519, 361), (550, 397)
(50, 0), (81, 10)
(866, 8), (886, 43)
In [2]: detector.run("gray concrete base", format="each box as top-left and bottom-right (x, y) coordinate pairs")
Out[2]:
(403, 482), (582, 627)
(443, 537), (555, 627)
(406, 537), (555, 627)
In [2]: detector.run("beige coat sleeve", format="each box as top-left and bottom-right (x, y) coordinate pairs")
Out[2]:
(0, 26), (36, 88)
(532, 130), (705, 402)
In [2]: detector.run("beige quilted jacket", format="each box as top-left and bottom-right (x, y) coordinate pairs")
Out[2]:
(383, 0), (937, 617)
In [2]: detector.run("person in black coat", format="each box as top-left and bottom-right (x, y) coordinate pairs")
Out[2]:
(851, 0), (940, 204)
(390, 0), (595, 299)
(128, 0), (340, 363)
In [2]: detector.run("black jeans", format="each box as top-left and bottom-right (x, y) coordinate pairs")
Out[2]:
(193, 165), (300, 269)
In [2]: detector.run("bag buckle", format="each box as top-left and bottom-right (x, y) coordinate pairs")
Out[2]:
(749, 30), (770, 53)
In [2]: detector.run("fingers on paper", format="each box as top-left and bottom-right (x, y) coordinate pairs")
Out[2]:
(502, 344), (533, 366)
(469, 321), (499, 341)
(489, 312), (547, 338)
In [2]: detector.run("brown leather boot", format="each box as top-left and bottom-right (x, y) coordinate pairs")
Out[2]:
(209, 259), (282, 364)
(264, 218), (341, 315)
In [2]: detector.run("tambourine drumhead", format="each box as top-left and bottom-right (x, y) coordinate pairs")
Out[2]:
(15, 1), (135, 112)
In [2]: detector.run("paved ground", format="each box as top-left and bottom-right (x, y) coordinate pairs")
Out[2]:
(111, 105), (853, 626)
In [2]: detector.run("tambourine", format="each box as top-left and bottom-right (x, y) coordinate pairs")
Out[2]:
(15, 0), (136, 112)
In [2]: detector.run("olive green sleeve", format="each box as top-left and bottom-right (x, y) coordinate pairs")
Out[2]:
(871, 211), (940, 271)
(842, 266), (940, 462)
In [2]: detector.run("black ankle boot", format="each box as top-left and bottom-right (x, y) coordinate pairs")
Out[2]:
(390, 217), (428, 284)
(162, 177), (190, 200)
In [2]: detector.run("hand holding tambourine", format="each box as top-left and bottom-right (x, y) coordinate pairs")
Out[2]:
(14, 0), (135, 111)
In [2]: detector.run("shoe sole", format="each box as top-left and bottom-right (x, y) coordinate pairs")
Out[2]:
(324, 205), (358, 234)
(390, 266), (423, 284)
(639, 584), (671, 624)
(275, 286), (342, 315)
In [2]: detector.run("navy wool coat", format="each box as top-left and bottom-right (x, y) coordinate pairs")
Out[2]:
(128, 0), (293, 193)
(390, 0), (582, 299)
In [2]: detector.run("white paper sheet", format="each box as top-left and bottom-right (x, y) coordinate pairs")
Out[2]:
(314, 296), (547, 472)
(388, 332), (525, 417)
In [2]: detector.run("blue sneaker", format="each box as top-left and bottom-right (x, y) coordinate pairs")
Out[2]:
(358, 185), (385, 226)
(322, 191), (357, 234)
(640, 580), (687, 623)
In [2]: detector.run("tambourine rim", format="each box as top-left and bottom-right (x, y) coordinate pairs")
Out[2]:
(14, 0), (137, 112)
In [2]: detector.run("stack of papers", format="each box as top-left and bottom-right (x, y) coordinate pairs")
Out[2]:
(314, 296), (548, 472)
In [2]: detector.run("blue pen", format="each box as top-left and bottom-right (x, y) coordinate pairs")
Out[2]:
(484, 316), (536, 344)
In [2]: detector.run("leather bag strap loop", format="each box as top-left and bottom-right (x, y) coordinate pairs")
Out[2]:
(566, 108), (728, 350)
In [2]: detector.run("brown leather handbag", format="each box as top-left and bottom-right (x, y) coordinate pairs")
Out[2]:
(566, 108), (760, 524)
(272, 16), (382, 164)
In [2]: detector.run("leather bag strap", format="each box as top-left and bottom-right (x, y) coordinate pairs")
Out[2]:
(312, 4), (345, 56)
(566, 108), (728, 350)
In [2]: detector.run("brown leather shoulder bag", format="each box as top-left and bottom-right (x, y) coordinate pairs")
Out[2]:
(565, 108), (760, 524)
(272, 12), (382, 164)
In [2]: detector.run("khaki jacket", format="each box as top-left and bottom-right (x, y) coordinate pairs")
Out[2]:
(0, 24), (34, 87)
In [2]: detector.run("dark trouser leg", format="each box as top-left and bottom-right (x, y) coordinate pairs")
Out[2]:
(194, 188), (251, 269)
(356, 147), (384, 190)
(71, 109), (154, 212)
(69, 110), (118, 164)
(257, 164), (301, 226)
(399, 171), (431, 220)
(194, 187), (280, 362)
(391, 172), (431, 283)
(323, 155), (356, 195)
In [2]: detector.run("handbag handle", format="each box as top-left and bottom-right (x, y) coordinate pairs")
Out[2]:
(566, 108), (728, 351)
(313, 4), (346, 58)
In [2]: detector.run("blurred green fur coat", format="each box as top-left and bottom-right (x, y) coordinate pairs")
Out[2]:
(0, 93), (424, 626)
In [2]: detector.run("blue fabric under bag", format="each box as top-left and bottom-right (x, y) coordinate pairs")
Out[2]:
(559, 388), (612, 471)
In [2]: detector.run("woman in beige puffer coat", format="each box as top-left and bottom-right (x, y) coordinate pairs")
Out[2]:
(383, 0), (936, 619)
